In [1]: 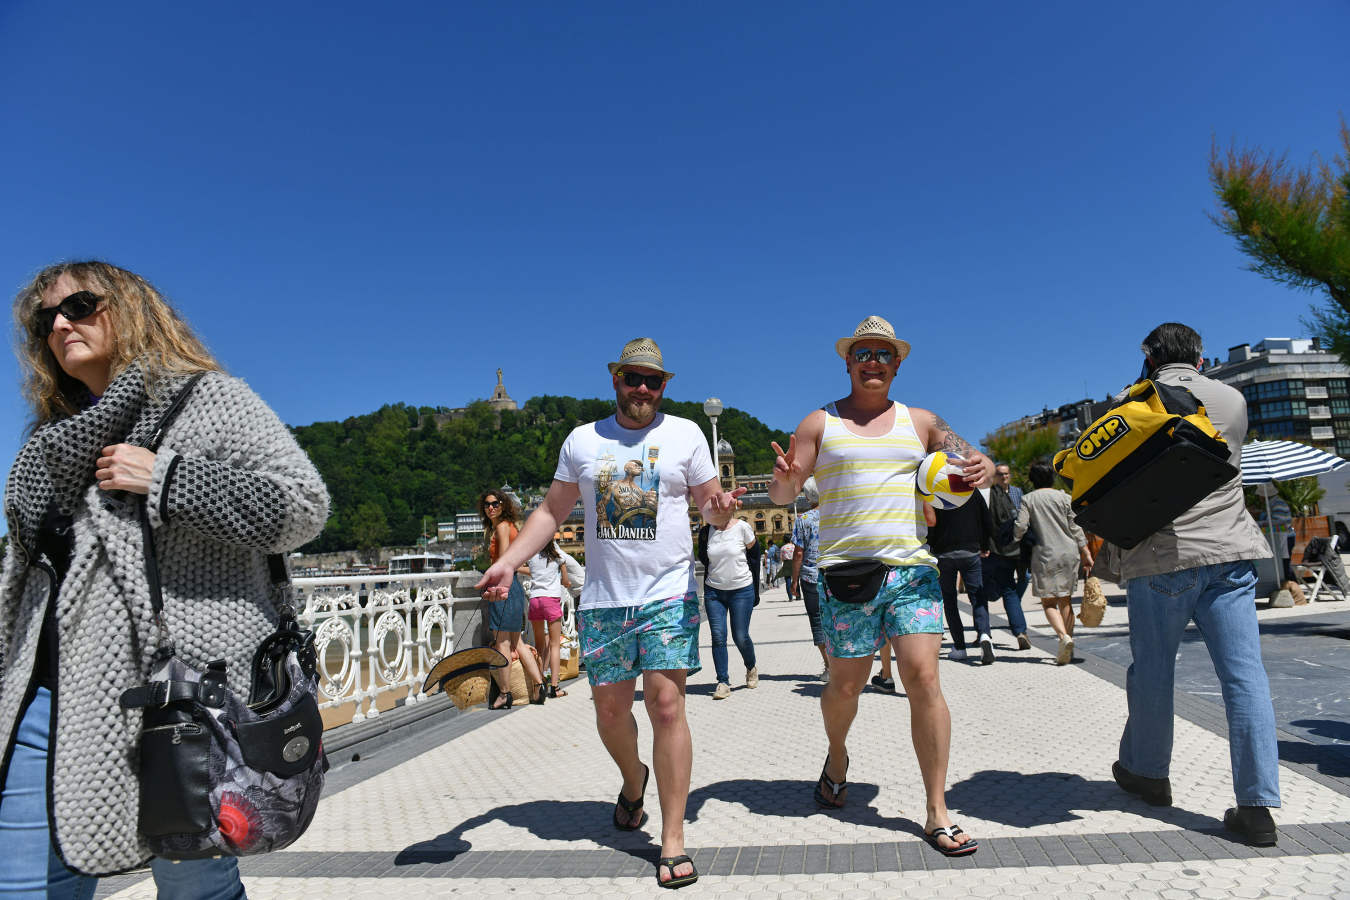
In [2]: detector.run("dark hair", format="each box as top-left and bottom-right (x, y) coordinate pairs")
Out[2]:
(539, 541), (561, 564)
(478, 489), (521, 533)
(1028, 461), (1056, 489)
(1141, 323), (1202, 369)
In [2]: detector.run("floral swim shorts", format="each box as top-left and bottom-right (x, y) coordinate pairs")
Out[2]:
(577, 593), (702, 686)
(820, 565), (943, 657)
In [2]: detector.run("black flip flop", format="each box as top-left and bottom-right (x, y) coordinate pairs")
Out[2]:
(656, 855), (699, 889)
(925, 824), (979, 857)
(613, 763), (649, 830)
(813, 754), (848, 808)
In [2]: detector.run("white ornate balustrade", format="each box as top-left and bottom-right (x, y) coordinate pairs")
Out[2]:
(292, 571), (577, 727)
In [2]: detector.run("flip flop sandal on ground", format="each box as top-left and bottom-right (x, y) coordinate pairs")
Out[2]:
(656, 855), (699, 889)
(612, 763), (649, 831)
(925, 824), (979, 857)
(813, 754), (848, 808)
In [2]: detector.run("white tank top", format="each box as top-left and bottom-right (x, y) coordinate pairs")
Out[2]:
(815, 402), (936, 570)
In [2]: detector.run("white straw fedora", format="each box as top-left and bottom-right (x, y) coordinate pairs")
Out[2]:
(834, 315), (911, 362)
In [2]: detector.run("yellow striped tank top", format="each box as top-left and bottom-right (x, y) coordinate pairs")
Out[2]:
(815, 402), (937, 570)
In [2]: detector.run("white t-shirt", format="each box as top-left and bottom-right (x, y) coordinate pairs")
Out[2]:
(527, 552), (563, 598)
(705, 519), (756, 590)
(555, 413), (716, 609)
(559, 549), (585, 597)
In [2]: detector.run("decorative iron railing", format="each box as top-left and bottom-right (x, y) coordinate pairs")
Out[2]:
(292, 571), (576, 726)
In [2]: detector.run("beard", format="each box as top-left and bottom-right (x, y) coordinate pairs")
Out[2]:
(617, 392), (661, 426)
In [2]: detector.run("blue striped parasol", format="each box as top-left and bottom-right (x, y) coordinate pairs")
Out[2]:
(1240, 440), (1348, 486)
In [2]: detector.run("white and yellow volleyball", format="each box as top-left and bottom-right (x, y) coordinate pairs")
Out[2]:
(916, 451), (974, 510)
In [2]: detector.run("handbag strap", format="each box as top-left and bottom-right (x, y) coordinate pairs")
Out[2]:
(137, 375), (290, 639)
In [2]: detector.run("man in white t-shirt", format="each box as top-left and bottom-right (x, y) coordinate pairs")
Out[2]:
(479, 337), (745, 890)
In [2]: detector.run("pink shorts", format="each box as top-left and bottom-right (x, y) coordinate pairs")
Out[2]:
(528, 596), (562, 622)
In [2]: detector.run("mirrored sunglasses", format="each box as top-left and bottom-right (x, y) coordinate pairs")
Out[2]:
(852, 348), (894, 365)
(34, 291), (102, 338)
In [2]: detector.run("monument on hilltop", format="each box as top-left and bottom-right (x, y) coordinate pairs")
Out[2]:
(487, 368), (518, 412)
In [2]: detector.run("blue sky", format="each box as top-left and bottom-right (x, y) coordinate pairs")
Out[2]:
(2, 1), (1347, 465)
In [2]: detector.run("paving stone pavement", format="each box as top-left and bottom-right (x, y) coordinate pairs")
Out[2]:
(100, 584), (1350, 898)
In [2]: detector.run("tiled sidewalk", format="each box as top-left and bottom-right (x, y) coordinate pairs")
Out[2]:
(102, 585), (1350, 898)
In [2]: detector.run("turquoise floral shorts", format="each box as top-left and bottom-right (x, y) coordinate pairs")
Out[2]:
(820, 565), (943, 657)
(577, 593), (702, 686)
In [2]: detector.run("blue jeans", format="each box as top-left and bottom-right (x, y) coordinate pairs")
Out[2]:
(703, 584), (757, 683)
(981, 554), (1029, 636)
(0, 687), (247, 899)
(1120, 561), (1281, 807)
(937, 551), (986, 649)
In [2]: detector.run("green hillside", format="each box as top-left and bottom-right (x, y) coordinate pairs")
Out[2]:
(292, 396), (791, 552)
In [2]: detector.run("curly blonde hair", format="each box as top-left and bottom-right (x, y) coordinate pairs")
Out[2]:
(13, 261), (222, 428)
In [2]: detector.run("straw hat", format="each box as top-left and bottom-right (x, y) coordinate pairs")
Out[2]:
(422, 647), (508, 710)
(834, 315), (911, 362)
(607, 337), (674, 379)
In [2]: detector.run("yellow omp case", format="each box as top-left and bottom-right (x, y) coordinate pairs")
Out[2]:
(1052, 380), (1238, 549)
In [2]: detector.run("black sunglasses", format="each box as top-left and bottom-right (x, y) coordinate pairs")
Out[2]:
(618, 370), (666, 391)
(852, 348), (894, 365)
(484, 500), (502, 508)
(34, 291), (102, 338)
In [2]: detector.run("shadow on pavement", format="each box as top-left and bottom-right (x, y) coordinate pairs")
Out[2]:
(685, 777), (925, 836)
(1279, 719), (1350, 778)
(394, 800), (659, 866)
(945, 770), (1215, 830)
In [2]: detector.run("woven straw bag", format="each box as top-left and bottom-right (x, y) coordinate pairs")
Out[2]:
(1079, 576), (1107, 627)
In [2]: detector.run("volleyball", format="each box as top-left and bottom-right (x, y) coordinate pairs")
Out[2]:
(916, 451), (974, 510)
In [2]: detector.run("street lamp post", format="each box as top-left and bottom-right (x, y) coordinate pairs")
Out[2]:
(703, 397), (724, 478)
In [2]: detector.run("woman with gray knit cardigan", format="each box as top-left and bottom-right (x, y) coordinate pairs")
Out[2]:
(0, 262), (329, 897)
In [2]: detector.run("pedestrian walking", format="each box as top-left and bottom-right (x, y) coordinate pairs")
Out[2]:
(0, 261), (330, 894)
(1106, 323), (1281, 845)
(790, 478), (830, 682)
(769, 315), (992, 857)
(766, 541), (780, 587)
(1013, 462), (1092, 665)
(780, 539), (798, 600)
(477, 337), (744, 888)
(981, 465), (1032, 649)
(526, 542), (571, 698)
(929, 489), (995, 663)
(480, 489), (547, 707)
(697, 518), (760, 699)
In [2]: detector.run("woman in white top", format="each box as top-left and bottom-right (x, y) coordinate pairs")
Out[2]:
(523, 542), (571, 698)
(698, 518), (759, 700)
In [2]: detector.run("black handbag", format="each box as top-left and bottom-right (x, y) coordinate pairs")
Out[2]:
(821, 558), (890, 604)
(117, 375), (326, 859)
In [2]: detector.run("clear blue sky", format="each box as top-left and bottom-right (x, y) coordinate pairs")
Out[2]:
(2, 1), (1347, 463)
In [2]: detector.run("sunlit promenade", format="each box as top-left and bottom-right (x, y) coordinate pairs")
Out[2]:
(95, 579), (1350, 898)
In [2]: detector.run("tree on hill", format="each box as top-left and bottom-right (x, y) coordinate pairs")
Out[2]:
(1210, 120), (1350, 360)
(291, 395), (791, 553)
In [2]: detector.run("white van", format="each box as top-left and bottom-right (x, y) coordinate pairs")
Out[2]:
(1315, 469), (1350, 546)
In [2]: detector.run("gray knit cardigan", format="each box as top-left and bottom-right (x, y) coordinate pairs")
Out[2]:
(0, 365), (329, 875)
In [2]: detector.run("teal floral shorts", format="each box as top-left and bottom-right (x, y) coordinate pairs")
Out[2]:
(577, 593), (702, 686)
(820, 565), (943, 657)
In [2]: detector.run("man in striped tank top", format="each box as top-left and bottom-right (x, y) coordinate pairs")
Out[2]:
(768, 315), (995, 858)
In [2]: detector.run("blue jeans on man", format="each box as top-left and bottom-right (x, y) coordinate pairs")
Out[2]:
(704, 584), (757, 685)
(980, 554), (1028, 637)
(1119, 561), (1280, 808)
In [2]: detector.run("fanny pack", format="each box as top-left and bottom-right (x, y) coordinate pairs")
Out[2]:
(822, 558), (890, 603)
(117, 375), (326, 859)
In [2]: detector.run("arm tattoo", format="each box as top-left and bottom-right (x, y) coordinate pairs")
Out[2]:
(930, 412), (976, 456)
